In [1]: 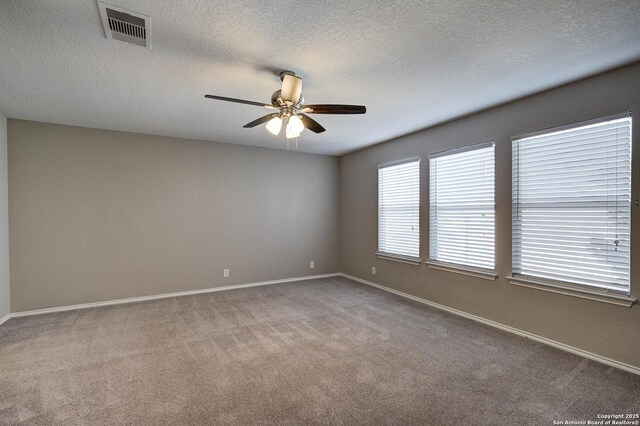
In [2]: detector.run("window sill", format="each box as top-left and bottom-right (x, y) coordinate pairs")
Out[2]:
(426, 261), (497, 280)
(375, 252), (422, 265)
(507, 275), (636, 307)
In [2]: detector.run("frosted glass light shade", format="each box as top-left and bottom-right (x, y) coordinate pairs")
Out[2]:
(286, 115), (304, 138)
(265, 116), (282, 135)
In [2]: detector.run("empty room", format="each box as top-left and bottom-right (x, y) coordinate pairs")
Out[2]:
(1, 1), (639, 424)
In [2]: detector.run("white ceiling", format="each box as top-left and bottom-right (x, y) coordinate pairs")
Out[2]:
(1, 1), (639, 155)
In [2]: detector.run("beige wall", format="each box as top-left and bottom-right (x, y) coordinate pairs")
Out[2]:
(0, 114), (9, 320)
(8, 121), (339, 312)
(340, 62), (640, 368)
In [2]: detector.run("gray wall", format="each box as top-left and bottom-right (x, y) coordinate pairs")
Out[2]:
(340, 62), (640, 368)
(8, 121), (339, 312)
(0, 114), (9, 320)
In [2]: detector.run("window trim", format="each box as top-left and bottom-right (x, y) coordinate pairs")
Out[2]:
(428, 140), (495, 159)
(510, 111), (631, 141)
(377, 157), (421, 260)
(376, 252), (422, 265)
(377, 156), (421, 169)
(507, 275), (636, 307)
(426, 260), (497, 280)
(511, 112), (633, 297)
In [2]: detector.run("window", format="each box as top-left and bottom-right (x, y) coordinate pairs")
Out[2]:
(512, 114), (632, 295)
(429, 142), (495, 274)
(378, 159), (420, 261)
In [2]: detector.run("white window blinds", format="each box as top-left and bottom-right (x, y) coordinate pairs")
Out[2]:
(512, 114), (632, 294)
(378, 160), (420, 259)
(429, 143), (495, 270)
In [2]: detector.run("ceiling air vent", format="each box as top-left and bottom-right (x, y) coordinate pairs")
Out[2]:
(97, 2), (151, 49)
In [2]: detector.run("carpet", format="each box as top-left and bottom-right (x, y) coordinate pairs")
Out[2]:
(1, 276), (638, 425)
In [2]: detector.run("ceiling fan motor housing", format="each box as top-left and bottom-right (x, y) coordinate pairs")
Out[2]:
(271, 90), (305, 113)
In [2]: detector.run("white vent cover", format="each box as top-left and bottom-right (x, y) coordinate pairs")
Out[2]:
(98, 2), (150, 49)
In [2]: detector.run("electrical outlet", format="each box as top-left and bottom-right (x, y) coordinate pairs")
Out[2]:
(310, 261), (315, 269)
(371, 266), (376, 275)
(223, 269), (229, 278)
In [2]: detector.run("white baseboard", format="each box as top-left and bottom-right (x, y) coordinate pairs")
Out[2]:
(340, 273), (640, 376)
(9, 273), (340, 318)
(0, 313), (10, 326)
(5, 271), (638, 376)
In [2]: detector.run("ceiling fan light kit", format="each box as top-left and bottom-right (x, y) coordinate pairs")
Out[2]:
(205, 70), (366, 144)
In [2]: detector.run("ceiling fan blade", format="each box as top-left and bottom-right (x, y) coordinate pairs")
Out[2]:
(300, 114), (326, 133)
(281, 74), (302, 104)
(205, 94), (275, 109)
(243, 113), (280, 128)
(303, 104), (366, 114)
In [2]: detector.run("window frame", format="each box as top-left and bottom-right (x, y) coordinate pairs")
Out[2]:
(508, 112), (635, 306)
(376, 157), (421, 264)
(427, 141), (497, 279)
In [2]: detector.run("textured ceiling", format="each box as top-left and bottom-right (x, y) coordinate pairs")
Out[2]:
(1, 1), (639, 155)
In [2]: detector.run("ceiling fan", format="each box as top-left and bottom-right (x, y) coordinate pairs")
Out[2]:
(204, 71), (366, 139)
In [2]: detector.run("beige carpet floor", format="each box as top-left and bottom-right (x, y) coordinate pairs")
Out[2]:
(0, 276), (639, 425)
